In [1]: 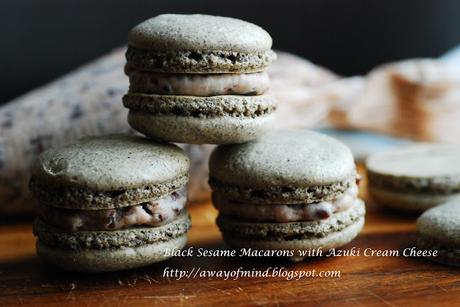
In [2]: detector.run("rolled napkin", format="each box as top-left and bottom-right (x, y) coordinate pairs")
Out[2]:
(268, 51), (340, 128)
(0, 49), (129, 214)
(329, 59), (460, 143)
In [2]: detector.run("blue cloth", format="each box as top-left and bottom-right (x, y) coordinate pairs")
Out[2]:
(440, 45), (460, 68)
(314, 128), (414, 162)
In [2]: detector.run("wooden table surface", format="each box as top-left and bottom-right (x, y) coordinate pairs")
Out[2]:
(0, 169), (459, 306)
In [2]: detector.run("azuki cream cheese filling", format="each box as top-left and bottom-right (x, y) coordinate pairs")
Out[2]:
(214, 183), (361, 222)
(39, 188), (187, 232)
(127, 70), (270, 96)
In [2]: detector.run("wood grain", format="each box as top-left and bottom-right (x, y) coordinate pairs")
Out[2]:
(0, 168), (459, 306)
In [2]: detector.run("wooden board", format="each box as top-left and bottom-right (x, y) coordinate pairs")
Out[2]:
(0, 169), (459, 306)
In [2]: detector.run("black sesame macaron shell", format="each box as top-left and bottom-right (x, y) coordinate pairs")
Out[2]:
(29, 134), (190, 209)
(209, 129), (357, 204)
(34, 211), (191, 272)
(417, 200), (460, 267)
(367, 144), (460, 211)
(126, 14), (275, 74)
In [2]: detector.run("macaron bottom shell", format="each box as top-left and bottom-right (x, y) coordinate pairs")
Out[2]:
(216, 201), (365, 261)
(365, 144), (460, 213)
(368, 186), (460, 212)
(36, 234), (188, 273)
(128, 110), (276, 144)
(222, 218), (364, 262)
(34, 211), (191, 272)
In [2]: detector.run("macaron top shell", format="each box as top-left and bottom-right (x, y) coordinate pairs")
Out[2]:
(128, 14), (272, 53)
(31, 134), (189, 192)
(366, 144), (460, 178)
(209, 130), (355, 189)
(417, 200), (460, 247)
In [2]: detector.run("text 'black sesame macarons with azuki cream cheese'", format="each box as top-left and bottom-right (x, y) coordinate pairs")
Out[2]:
(123, 14), (277, 144)
(30, 135), (191, 272)
(209, 129), (365, 261)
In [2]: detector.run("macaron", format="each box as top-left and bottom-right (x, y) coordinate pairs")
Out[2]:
(209, 129), (365, 260)
(366, 144), (460, 212)
(30, 135), (191, 272)
(123, 14), (277, 144)
(417, 200), (460, 266)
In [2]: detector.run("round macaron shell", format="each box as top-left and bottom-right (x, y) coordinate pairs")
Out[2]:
(34, 211), (191, 272)
(36, 235), (188, 272)
(366, 144), (460, 211)
(368, 186), (460, 212)
(128, 14), (272, 54)
(31, 134), (189, 191)
(126, 14), (275, 74)
(417, 200), (460, 247)
(209, 129), (356, 189)
(222, 218), (364, 260)
(366, 144), (460, 179)
(128, 110), (276, 145)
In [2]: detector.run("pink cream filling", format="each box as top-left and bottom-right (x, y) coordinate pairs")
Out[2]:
(39, 188), (187, 232)
(127, 70), (270, 96)
(214, 183), (360, 222)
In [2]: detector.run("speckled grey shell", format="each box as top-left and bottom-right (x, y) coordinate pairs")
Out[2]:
(31, 134), (189, 191)
(417, 200), (460, 247)
(127, 111), (276, 145)
(128, 14), (272, 53)
(34, 211), (191, 272)
(123, 93), (277, 118)
(366, 144), (460, 192)
(209, 129), (356, 189)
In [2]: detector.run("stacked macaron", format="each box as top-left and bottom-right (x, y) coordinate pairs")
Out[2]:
(209, 130), (365, 260)
(31, 135), (191, 272)
(30, 14), (368, 271)
(123, 14), (277, 144)
(30, 13), (281, 272)
(366, 144), (460, 212)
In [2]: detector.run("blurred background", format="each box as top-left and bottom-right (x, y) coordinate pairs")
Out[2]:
(1, 0), (460, 103)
